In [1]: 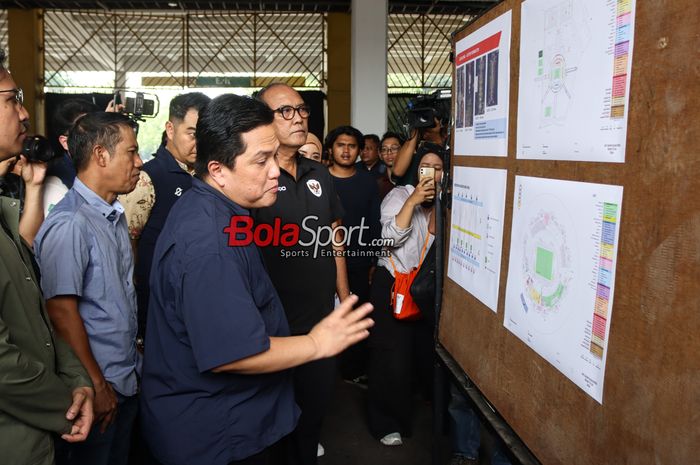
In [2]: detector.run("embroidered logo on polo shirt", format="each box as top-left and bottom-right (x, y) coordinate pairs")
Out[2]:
(174, 187), (183, 197)
(306, 180), (322, 197)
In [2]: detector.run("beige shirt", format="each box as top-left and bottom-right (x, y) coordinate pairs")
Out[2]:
(378, 185), (434, 276)
(119, 158), (193, 240)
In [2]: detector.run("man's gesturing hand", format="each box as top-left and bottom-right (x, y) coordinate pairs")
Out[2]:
(307, 295), (374, 359)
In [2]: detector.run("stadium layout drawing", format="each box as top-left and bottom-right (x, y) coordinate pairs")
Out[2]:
(504, 176), (623, 403)
(516, 0), (636, 162)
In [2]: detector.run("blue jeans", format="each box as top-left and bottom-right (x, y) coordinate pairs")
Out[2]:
(56, 393), (139, 465)
(448, 383), (480, 460)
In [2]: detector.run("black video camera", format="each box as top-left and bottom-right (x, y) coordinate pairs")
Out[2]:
(114, 91), (159, 120)
(113, 91), (159, 136)
(405, 89), (452, 130)
(22, 135), (58, 163)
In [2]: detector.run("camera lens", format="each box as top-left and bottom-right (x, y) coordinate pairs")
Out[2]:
(22, 135), (56, 163)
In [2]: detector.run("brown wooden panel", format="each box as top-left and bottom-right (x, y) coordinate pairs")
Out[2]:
(439, 1), (700, 464)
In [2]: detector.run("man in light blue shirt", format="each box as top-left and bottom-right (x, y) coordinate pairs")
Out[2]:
(34, 111), (143, 465)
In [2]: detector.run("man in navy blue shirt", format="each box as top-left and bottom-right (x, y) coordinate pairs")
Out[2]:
(119, 91), (210, 344)
(141, 94), (373, 465)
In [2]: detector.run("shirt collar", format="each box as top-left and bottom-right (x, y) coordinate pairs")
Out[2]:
(191, 177), (249, 216)
(293, 153), (317, 179)
(159, 144), (195, 175)
(73, 178), (125, 224)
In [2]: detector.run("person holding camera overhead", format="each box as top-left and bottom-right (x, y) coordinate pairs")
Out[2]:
(366, 144), (444, 447)
(391, 116), (447, 187)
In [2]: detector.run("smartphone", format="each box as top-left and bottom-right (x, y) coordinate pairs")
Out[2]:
(419, 167), (435, 200)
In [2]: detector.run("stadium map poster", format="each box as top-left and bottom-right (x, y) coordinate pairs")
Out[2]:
(516, 0), (636, 162)
(504, 176), (623, 403)
(453, 10), (512, 157)
(447, 167), (507, 312)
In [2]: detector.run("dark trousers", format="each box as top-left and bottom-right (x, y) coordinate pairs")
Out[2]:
(339, 264), (372, 379)
(366, 267), (434, 439)
(56, 393), (139, 465)
(227, 448), (271, 465)
(284, 357), (336, 465)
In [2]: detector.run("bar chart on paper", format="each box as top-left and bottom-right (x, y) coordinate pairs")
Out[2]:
(447, 167), (507, 312)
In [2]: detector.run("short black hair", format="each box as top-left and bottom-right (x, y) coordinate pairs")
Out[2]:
(68, 112), (137, 173)
(381, 131), (405, 146)
(194, 94), (274, 179)
(169, 92), (211, 122)
(364, 134), (380, 147)
(0, 48), (6, 70)
(324, 125), (365, 153)
(51, 99), (99, 139)
(415, 141), (446, 163)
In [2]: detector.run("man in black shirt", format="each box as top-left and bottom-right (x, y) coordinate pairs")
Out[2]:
(325, 125), (381, 380)
(252, 83), (349, 465)
(360, 133), (386, 178)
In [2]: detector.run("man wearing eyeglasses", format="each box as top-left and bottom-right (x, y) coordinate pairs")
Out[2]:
(253, 83), (350, 465)
(0, 49), (94, 465)
(377, 132), (403, 200)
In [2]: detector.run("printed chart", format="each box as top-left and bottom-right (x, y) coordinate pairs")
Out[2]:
(504, 176), (623, 403)
(516, 0), (636, 162)
(447, 167), (507, 312)
(454, 10), (512, 157)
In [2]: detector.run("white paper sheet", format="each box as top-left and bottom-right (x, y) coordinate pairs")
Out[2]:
(516, 0), (636, 162)
(454, 10), (512, 157)
(504, 176), (623, 403)
(447, 167), (508, 312)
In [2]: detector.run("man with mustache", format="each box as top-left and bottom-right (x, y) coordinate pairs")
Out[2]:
(0, 48), (94, 465)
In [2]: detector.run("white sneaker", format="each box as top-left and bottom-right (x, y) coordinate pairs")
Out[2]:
(379, 432), (403, 446)
(317, 443), (325, 457)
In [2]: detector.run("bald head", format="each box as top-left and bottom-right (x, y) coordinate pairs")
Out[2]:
(257, 83), (308, 154)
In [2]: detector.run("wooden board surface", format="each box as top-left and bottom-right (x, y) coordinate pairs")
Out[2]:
(438, 1), (700, 463)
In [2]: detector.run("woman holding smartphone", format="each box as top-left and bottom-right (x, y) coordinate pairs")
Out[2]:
(366, 143), (444, 447)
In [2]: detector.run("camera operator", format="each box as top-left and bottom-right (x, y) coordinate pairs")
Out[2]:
(391, 117), (447, 187)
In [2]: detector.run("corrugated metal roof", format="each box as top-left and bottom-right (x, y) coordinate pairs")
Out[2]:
(0, 0), (500, 15)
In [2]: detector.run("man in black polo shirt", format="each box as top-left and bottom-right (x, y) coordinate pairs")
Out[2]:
(120, 92), (210, 342)
(253, 83), (349, 465)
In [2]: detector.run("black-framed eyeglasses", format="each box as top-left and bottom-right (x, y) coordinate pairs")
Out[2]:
(274, 104), (310, 120)
(0, 88), (23, 106)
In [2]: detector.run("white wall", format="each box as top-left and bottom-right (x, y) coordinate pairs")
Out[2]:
(351, 0), (388, 136)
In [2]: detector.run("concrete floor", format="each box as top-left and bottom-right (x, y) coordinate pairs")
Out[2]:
(319, 377), (452, 465)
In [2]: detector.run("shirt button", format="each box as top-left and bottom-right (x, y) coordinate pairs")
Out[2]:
(45, 342), (51, 347)
(25, 276), (31, 281)
(10, 201), (16, 207)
